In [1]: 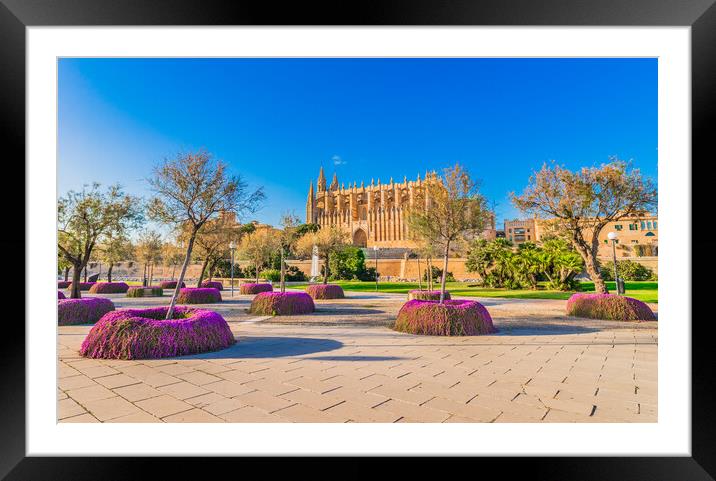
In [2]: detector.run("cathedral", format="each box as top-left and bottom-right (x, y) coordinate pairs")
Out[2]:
(305, 167), (496, 249)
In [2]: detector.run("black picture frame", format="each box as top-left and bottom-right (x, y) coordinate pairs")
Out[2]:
(3, 0), (714, 478)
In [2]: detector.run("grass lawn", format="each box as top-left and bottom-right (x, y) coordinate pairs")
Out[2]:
(293, 280), (658, 303)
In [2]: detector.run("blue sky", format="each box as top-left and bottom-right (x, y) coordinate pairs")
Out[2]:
(58, 57), (657, 227)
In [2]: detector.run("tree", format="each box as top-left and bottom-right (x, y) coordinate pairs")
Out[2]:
(98, 230), (134, 282)
(407, 164), (490, 303)
(162, 241), (185, 280)
(148, 150), (264, 318)
(58, 252), (72, 281)
(511, 159), (657, 294)
(295, 225), (349, 284)
(58, 183), (143, 298)
(136, 231), (163, 286)
(278, 212), (302, 292)
(238, 228), (280, 283)
(189, 217), (235, 287)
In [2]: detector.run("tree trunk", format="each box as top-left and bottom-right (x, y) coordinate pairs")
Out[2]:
(584, 249), (607, 294)
(70, 264), (82, 299)
(427, 257), (433, 291)
(149, 263), (154, 286)
(197, 257), (209, 287)
(171, 264), (176, 280)
(416, 256), (422, 290)
(142, 263), (148, 287)
(63, 266), (70, 282)
(166, 233), (196, 320)
(280, 246), (286, 293)
(107, 263), (113, 283)
(323, 253), (329, 284)
(439, 243), (450, 304)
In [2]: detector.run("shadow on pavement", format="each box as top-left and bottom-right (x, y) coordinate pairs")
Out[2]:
(181, 336), (343, 359)
(301, 355), (407, 361)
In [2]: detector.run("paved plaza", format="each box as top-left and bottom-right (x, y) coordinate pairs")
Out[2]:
(58, 291), (658, 423)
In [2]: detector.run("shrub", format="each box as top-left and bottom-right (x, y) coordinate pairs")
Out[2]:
(126, 286), (163, 297)
(239, 283), (273, 294)
(259, 269), (281, 282)
(159, 281), (186, 289)
(58, 291), (66, 299)
(200, 280), (224, 291)
(394, 299), (496, 336)
(285, 266), (307, 281)
(58, 281), (71, 289)
(58, 297), (115, 326)
(305, 284), (345, 299)
(68, 282), (97, 291)
(79, 306), (235, 359)
(423, 266), (455, 283)
(566, 293), (656, 321)
(600, 260), (655, 281)
(408, 290), (451, 301)
(89, 282), (130, 294)
(176, 288), (222, 304)
(249, 292), (315, 315)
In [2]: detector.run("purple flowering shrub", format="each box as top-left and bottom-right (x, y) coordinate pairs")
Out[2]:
(58, 297), (115, 326)
(394, 299), (496, 336)
(58, 281), (71, 289)
(305, 284), (345, 300)
(240, 283), (273, 295)
(79, 306), (236, 359)
(566, 293), (656, 321)
(89, 282), (130, 294)
(58, 291), (66, 299)
(176, 287), (222, 304)
(407, 290), (451, 301)
(68, 282), (97, 291)
(160, 281), (186, 289)
(200, 280), (224, 291)
(126, 286), (164, 298)
(249, 292), (315, 315)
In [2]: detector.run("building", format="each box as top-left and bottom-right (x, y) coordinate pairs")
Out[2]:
(504, 213), (658, 257)
(306, 167), (496, 249)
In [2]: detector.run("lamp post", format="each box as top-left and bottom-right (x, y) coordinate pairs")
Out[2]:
(229, 241), (237, 297)
(607, 232), (620, 294)
(373, 245), (379, 291)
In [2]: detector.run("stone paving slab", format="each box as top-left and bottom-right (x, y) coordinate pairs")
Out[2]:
(58, 294), (657, 423)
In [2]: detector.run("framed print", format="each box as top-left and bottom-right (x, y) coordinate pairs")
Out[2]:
(3, 0), (715, 478)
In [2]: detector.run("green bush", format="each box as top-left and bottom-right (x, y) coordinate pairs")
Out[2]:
(423, 266), (455, 283)
(260, 269), (281, 282)
(329, 246), (372, 281)
(600, 260), (656, 281)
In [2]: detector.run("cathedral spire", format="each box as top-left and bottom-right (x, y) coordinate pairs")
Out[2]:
(330, 172), (339, 191)
(317, 167), (327, 192)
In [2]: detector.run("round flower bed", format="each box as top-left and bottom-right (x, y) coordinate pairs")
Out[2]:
(126, 286), (164, 298)
(305, 284), (345, 299)
(176, 287), (222, 304)
(407, 290), (451, 301)
(200, 280), (224, 291)
(394, 299), (496, 336)
(79, 306), (236, 359)
(566, 293), (656, 321)
(249, 292), (315, 316)
(68, 282), (97, 291)
(58, 291), (66, 299)
(89, 282), (130, 294)
(159, 280), (186, 289)
(58, 281), (71, 289)
(58, 297), (116, 326)
(239, 283), (273, 295)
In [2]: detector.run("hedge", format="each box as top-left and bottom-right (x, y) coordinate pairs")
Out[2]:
(566, 293), (656, 321)
(176, 287), (222, 304)
(68, 282), (96, 291)
(239, 283), (273, 295)
(58, 281), (71, 289)
(58, 297), (115, 326)
(159, 281), (186, 289)
(79, 306), (235, 359)
(305, 284), (345, 300)
(126, 286), (164, 298)
(200, 280), (224, 291)
(249, 292), (315, 316)
(89, 282), (130, 294)
(394, 299), (496, 336)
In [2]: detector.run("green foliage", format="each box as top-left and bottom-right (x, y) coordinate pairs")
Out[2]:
(295, 223), (320, 236)
(328, 246), (373, 281)
(260, 269), (281, 282)
(465, 237), (583, 290)
(600, 260), (656, 281)
(423, 266), (455, 283)
(285, 266), (307, 281)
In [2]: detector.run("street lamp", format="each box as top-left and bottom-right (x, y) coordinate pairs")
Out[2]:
(229, 241), (237, 297)
(607, 232), (621, 295)
(373, 245), (379, 291)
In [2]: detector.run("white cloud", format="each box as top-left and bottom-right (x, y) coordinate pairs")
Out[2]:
(332, 155), (347, 166)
